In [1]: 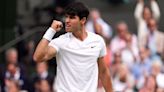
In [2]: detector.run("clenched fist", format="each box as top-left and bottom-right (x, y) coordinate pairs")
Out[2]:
(51, 20), (63, 32)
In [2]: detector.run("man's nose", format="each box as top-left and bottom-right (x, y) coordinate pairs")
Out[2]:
(65, 17), (70, 23)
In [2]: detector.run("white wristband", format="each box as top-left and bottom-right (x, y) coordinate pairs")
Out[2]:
(43, 27), (56, 41)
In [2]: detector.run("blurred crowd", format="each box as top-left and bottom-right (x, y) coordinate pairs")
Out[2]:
(0, 0), (164, 92)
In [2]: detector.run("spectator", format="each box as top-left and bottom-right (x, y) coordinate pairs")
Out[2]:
(147, 18), (164, 56)
(31, 62), (54, 92)
(132, 47), (152, 90)
(4, 79), (21, 92)
(35, 79), (53, 92)
(121, 32), (139, 69)
(110, 21), (133, 54)
(151, 61), (162, 75)
(113, 64), (135, 92)
(151, 60), (163, 89)
(85, 9), (112, 42)
(140, 18), (164, 58)
(139, 75), (157, 92)
(5, 48), (19, 64)
(134, 0), (160, 47)
(3, 48), (27, 74)
(1, 63), (30, 92)
(111, 51), (122, 78)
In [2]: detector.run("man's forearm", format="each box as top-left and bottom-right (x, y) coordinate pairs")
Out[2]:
(33, 28), (56, 62)
(98, 57), (113, 92)
(100, 69), (113, 92)
(33, 20), (62, 62)
(33, 39), (50, 62)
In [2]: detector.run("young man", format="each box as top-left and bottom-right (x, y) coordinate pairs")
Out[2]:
(33, 2), (113, 92)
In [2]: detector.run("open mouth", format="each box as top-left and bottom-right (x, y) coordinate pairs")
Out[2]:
(66, 24), (71, 29)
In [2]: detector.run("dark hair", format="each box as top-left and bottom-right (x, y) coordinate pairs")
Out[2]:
(65, 2), (89, 20)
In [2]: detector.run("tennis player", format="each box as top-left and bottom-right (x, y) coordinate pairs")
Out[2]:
(33, 2), (113, 92)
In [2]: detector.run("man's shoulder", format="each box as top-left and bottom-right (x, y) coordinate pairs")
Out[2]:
(88, 32), (103, 39)
(156, 30), (164, 35)
(51, 33), (71, 44)
(58, 32), (72, 39)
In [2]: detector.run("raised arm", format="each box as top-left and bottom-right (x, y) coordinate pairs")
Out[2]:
(33, 20), (63, 63)
(90, 10), (103, 36)
(134, 0), (144, 21)
(150, 0), (160, 21)
(98, 57), (113, 92)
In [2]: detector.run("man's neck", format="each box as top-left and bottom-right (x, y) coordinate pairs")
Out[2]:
(72, 28), (88, 41)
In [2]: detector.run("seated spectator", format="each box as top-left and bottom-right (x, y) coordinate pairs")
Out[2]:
(1, 63), (30, 92)
(5, 48), (19, 64)
(147, 18), (164, 57)
(3, 48), (27, 71)
(111, 51), (122, 78)
(140, 18), (164, 59)
(35, 79), (53, 92)
(134, 0), (160, 46)
(113, 64), (135, 92)
(0, 48), (31, 92)
(139, 75), (157, 92)
(4, 79), (21, 92)
(151, 60), (163, 86)
(121, 32), (139, 69)
(31, 62), (54, 92)
(110, 21), (133, 54)
(132, 47), (152, 89)
(151, 61), (162, 77)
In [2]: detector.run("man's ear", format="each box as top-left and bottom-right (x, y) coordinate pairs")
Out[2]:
(80, 17), (87, 24)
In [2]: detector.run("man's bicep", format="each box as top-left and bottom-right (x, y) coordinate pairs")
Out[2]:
(98, 57), (107, 74)
(44, 46), (57, 61)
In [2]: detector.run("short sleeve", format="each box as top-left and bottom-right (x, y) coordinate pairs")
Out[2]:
(48, 38), (60, 53)
(99, 37), (107, 57)
(48, 33), (70, 53)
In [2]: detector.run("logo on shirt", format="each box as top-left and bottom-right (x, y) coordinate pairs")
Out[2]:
(91, 46), (96, 48)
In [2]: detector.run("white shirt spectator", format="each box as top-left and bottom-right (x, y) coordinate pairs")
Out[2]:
(86, 18), (112, 39)
(134, 0), (160, 47)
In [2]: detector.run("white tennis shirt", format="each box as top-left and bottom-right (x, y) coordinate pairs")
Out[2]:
(49, 31), (106, 92)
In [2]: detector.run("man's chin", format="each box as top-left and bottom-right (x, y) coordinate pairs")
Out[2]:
(66, 29), (72, 32)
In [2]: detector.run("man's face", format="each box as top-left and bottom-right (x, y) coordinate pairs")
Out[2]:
(7, 64), (17, 75)
(143, 7), (152, 21)
(36, 63), (47, 74)
(117, 23), (128, 39)
(148, 19), (157, 32)
(6, 51), (18, 63)
(65, 14), (82, 32)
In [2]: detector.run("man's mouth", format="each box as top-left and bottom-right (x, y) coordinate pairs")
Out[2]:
(66, 25), (71, 28)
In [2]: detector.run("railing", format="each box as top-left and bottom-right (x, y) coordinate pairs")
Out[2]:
(0, 27), (45, 53)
